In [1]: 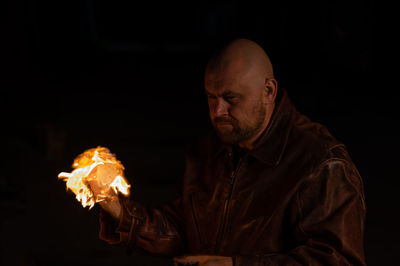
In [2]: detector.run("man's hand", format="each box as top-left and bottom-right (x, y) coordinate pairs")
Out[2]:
(173, 255), (232, 266)
(88, 178), (121, 220)
(99, 197), (121, 220)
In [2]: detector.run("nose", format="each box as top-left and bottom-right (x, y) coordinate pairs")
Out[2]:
(210, 98), (229, 117)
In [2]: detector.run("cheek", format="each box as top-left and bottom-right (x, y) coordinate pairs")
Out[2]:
(229, 106), (246, 122)
(231, 104), (257, 124)
(208, 104), (216, 119)
(207, 101), (214, 114)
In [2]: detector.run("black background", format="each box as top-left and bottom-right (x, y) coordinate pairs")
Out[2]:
(2, 1), (395, 266)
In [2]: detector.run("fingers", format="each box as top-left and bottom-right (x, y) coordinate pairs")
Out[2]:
(173, 255), (200, 266)
(88, 178), (117, 202)
(173, 255), (232, 266)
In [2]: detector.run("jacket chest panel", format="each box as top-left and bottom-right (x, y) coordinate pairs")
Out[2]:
(187, 156), (234, 251)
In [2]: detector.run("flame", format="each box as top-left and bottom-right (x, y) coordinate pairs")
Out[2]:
(58, 146), (130, 209)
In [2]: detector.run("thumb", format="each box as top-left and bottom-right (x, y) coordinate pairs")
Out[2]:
(173, 255), (199, 265)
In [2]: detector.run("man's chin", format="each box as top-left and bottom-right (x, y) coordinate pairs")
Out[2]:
(215, 130), (237, 144)
(215, 126), (230, 135)
(213, 124), (239, 143)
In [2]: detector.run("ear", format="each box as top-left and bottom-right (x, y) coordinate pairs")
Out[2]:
(264, 78), (278, 104)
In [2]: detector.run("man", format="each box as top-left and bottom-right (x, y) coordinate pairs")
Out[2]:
(96, 39), (366, 265)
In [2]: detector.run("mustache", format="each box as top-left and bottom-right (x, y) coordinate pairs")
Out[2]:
(213, 116), (235, 124)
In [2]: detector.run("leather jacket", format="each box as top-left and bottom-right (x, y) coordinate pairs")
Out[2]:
(99, 89), (366, 265)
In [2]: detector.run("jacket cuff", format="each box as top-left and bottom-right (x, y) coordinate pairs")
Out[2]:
(116, 197), (146, 245)
(99, 196), (145, 246)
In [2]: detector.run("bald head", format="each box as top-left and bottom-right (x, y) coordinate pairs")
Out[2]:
(205, 39), (278, 150)
(206, 39), (274, 81)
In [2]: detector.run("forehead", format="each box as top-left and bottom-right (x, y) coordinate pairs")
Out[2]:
(205, 63), (246, 94)
(205, 74), (236, 93)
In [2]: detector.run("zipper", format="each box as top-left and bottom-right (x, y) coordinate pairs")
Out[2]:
(190, 194), (203, 247)
(215, 157), (243, 252)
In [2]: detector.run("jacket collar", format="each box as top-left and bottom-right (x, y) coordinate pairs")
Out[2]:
(214, 88), (295, 165)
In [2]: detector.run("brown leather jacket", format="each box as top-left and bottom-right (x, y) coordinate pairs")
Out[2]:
(100, 89), (366, 265)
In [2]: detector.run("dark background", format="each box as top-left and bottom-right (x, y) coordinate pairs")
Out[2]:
(1, 1), (393, 265)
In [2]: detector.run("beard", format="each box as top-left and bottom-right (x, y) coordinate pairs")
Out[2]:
(212, 101), (266, 145)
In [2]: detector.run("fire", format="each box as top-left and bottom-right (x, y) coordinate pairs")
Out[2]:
(58, 146), (130, 209)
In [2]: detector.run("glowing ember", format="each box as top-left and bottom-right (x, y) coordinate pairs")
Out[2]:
(58, 146), (130, 209)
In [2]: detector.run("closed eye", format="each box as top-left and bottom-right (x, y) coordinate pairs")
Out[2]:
(224, 94), (240, 103)
(206, 93), (216, 99)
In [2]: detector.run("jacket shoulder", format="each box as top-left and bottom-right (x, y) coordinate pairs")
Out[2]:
(287, 112), (364, 203)
(288, 111), (350, 166)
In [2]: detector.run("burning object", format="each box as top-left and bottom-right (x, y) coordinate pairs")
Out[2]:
(58, 146), (130, 209)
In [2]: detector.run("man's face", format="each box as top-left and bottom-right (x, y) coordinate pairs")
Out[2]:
(205, 64), (267, 145)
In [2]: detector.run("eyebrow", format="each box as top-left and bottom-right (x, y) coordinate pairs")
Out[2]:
(205, 89), (240, 97)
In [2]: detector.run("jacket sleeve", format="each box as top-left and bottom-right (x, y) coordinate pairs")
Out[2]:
(234, 159), (367, 266)
(99, 193), (186, 256)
